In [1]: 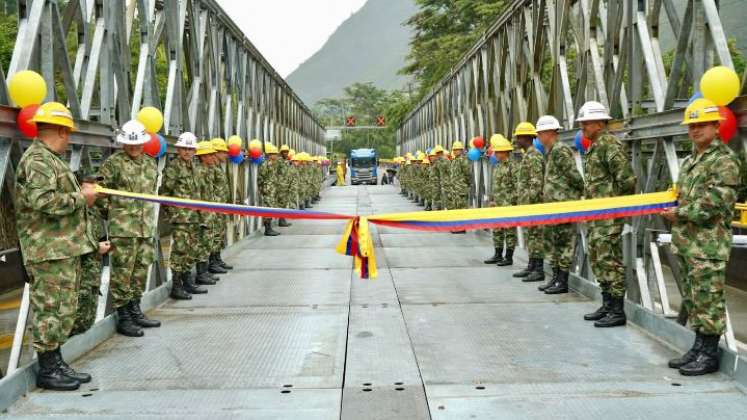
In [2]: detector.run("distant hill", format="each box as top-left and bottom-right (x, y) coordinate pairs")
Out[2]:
(287, 0), (417, 106)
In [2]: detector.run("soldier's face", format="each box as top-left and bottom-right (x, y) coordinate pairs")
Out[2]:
(537, 130), (557, 148)
(123, 144), (144, 159)
(269, 154), (279, 161)
(580, 120), (605, 140)
(517, 135), (533, 149)
(496, 151), (510, 161)
(281, 152), (289, 159)
(216, 151), (228, 162)
(453, 149), (462, 156)
(176, 147), (195, 161)
(688, 121), (720, 149)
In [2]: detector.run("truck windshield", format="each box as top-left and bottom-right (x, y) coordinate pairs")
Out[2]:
(351, 157), (375, 168)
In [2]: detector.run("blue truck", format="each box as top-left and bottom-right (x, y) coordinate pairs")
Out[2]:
(349, 148), (378, 185)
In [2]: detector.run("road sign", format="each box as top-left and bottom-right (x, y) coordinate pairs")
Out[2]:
(376, 115), (386, 126)
(346, 116), (356, 127)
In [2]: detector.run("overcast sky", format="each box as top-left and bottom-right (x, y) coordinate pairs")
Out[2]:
(216, 0), (368, 77)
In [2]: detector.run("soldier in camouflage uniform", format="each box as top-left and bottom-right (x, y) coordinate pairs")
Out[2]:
(207, 138), (233, 274)
(15, 102), (98, 390)
(577, 101), (637, 328)
(445, 142), (470, 233)
(534, 116), (584, 294)
(98, 120), (161, 337)
(291, 153), (305, 209)
(484, 135), (518, 267)
(278, 145), (294, 226)
(662, 99), (741, 376)
(160, 132), (207, 299)
(512, 123), (546, 282)
(410, 154), (424, 204)
(258, 143), (281, 236)
(195, 141), (222, 282)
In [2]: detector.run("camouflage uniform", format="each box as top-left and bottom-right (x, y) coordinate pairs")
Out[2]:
(72, 206), (105, 336)
(672, 141), (740, 335)
(15, 141), (97, 352)
(445, 155), (471, 209)
(160, 157), (202, 274)
(211, 163), (230, 252)
(98, 151), (158, 308)
(543, 142), (584, 270)
(427, 158), (445, 209)
(491, 158), (517, 249)
(196, 161), (217, 260)
(258, 159), (280, 216)
(517, 146), (545, 259)
(583, 130), (636, 298)
(287, 162), (300, 208)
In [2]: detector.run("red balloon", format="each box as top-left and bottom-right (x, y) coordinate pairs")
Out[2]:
(718, 106), (737, 143)
(17, 104), (39, 138)
(473, 136), (485, 149)
(228, 143), (241, 157)
(249, 148), (262, 159)
(143, 133), (161, 157)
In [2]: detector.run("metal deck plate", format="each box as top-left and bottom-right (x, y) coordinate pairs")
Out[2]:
(350, 270), (399, 305)
(383, 245), (492, 267)
(231, 247), (351, 270)
(341, 386), (430, 420)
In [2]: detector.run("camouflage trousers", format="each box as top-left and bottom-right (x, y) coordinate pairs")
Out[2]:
(544, 224), (577, 271)
(678, 255), (727, 335)
(492, 227), (517, 250)
(524, 226), (545, 259)
(196, 225), (213, 261)
(211, 217), (227, 253)
(170, 224), (199, 273)
(110, 237), (155, 308)
(587, 226), (626, 298)
(26, 257), (80, 352)
(444, 193), (468, 210)
(71, 252), (103, 336)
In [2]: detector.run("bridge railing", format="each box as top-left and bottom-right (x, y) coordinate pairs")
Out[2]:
(0, 0), (325, 378)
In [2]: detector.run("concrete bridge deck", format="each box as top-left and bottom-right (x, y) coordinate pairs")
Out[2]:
(4, 185), (747, 419)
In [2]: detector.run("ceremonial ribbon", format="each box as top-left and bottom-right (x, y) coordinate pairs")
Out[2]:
(96, 185), (677, 279)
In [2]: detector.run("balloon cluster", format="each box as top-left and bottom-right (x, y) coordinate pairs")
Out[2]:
(574, 131), (591, 155)
(137, 107), (166, 158)
(10, 71), (47, 138)
(227, 136), (244, 164)
(467, 147), (481, 161)
(248, 139), (264, 164)
(696, 66), (740, 143)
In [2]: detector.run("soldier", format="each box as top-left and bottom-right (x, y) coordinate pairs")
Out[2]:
(278, 145), (294, 226)
(410, 153), (424, 204)
(445, 141), (470, 233)
(160, 132), (207, 299)
(484, 135), (518, 266)
(424, 151), (435, 210)
(291, 152), (305, 210)
(208, 138), (233, 274)
(15, 102), (98, 390)
(98, 120), (161, 338)
(661, 99), (740, 376)
(194, 141), (221, 283)
(512, 122), (546, 282)
(577, 101), (636, 328)
(535, 116), (584, 294)
(258, 143), (281, 236)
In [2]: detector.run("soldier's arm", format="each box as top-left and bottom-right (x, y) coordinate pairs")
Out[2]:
(24, 159), (86, 215)
(527, 155), (544, 201)
(607, 143), (636, 195)
(562, 147), (584, 192)
(676, 156), (740, 224)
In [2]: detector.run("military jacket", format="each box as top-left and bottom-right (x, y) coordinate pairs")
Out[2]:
(258, 159), (279, 206)
(543, 142), (583, 203)
(160, 157), (201, 224)
(517, 146), (545, 205)
(491, 158), (517, 207)
(448, 156), (471, 196)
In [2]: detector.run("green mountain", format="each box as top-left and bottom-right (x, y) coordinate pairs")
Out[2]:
(287, 0), (417, 106)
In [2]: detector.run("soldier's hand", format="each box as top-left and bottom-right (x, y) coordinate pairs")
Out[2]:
(81, 183), (98, 207)
(660, 208), (677, 223)
(98, 241), (111, 255)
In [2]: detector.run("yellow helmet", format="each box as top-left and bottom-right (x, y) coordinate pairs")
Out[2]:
(405, 152), (414, 159)
(31, 102), (76, 130)
(433, 145), (445, 154)
(265, 143), (279, 154)
(428, 148), (437, 157)
(681, 98), (724, 125)
(280, 144), (290, 152)
(452, 141), (464, 150)
(490, 134), (513, 152)
(210, 138), (228, 152)
(513, 122), (537, 137)
(422, 157), (430, 165)
(195, 141), (216, 156)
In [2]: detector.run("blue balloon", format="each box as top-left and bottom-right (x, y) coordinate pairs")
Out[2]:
(489, 155), (499, 166)
(467, 147), (481, 161)
(251, 155), (264, 165)
(230, 154), (244, 164)
(156, 134), (167, 159)
(688, 91), (703, 105)
(533, 138), (545, 155)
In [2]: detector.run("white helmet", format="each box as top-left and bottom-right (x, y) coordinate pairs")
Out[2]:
(116, 120), (150, 145)
(175, 132), (198, 149)
(576, 101), (612, 122)
(536, 115), (562, 132)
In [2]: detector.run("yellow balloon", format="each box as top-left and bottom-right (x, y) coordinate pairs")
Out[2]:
(248, 139), (262, 150)
(701, 66), (740, 106)
(227, 135), (242, 146)
(137, 106), (164, 133)
(9, 70), (47, 107)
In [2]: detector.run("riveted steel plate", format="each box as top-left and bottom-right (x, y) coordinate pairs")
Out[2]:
(350, 269), (399, 305)
(341, 386), (430, 420)
(383, 246), (492, 267)
(241, 234), (346, 249)
(231, 247), (351, 270)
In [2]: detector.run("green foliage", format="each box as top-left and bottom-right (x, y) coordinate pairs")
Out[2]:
(0, 12), (16, 74)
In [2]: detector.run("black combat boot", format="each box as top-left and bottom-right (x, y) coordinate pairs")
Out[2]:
(208, 253), (228, 274)
(36, 350), (79, 391)
(496, 248), (514, 266)
(305, 200), (314, 208)
(522, 259), (545, 282)
(513, 258), (534, 278)
(183, 271), (208, 294)
(584, 292), (611, 321)
(425, 203), (432, 211)
(116, 305), (144, 337)
(538, 267), (559, 291)
(594, 296), (627, 327)
(278, 218), (292, 227)
(196, 262), (217, 285)
(54, 347), (91, 383)
(299, 201), (306, 210)
(264, 220), (280, 236)
(545, 270), (569, 294)
(170, 272), (192, 300)
(216, 253), (233, 270)
(484, 248), (503, 264)
(669, 333), (704, 369)
(679, 334), (721, 376)
(129, 299), (161, 328)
